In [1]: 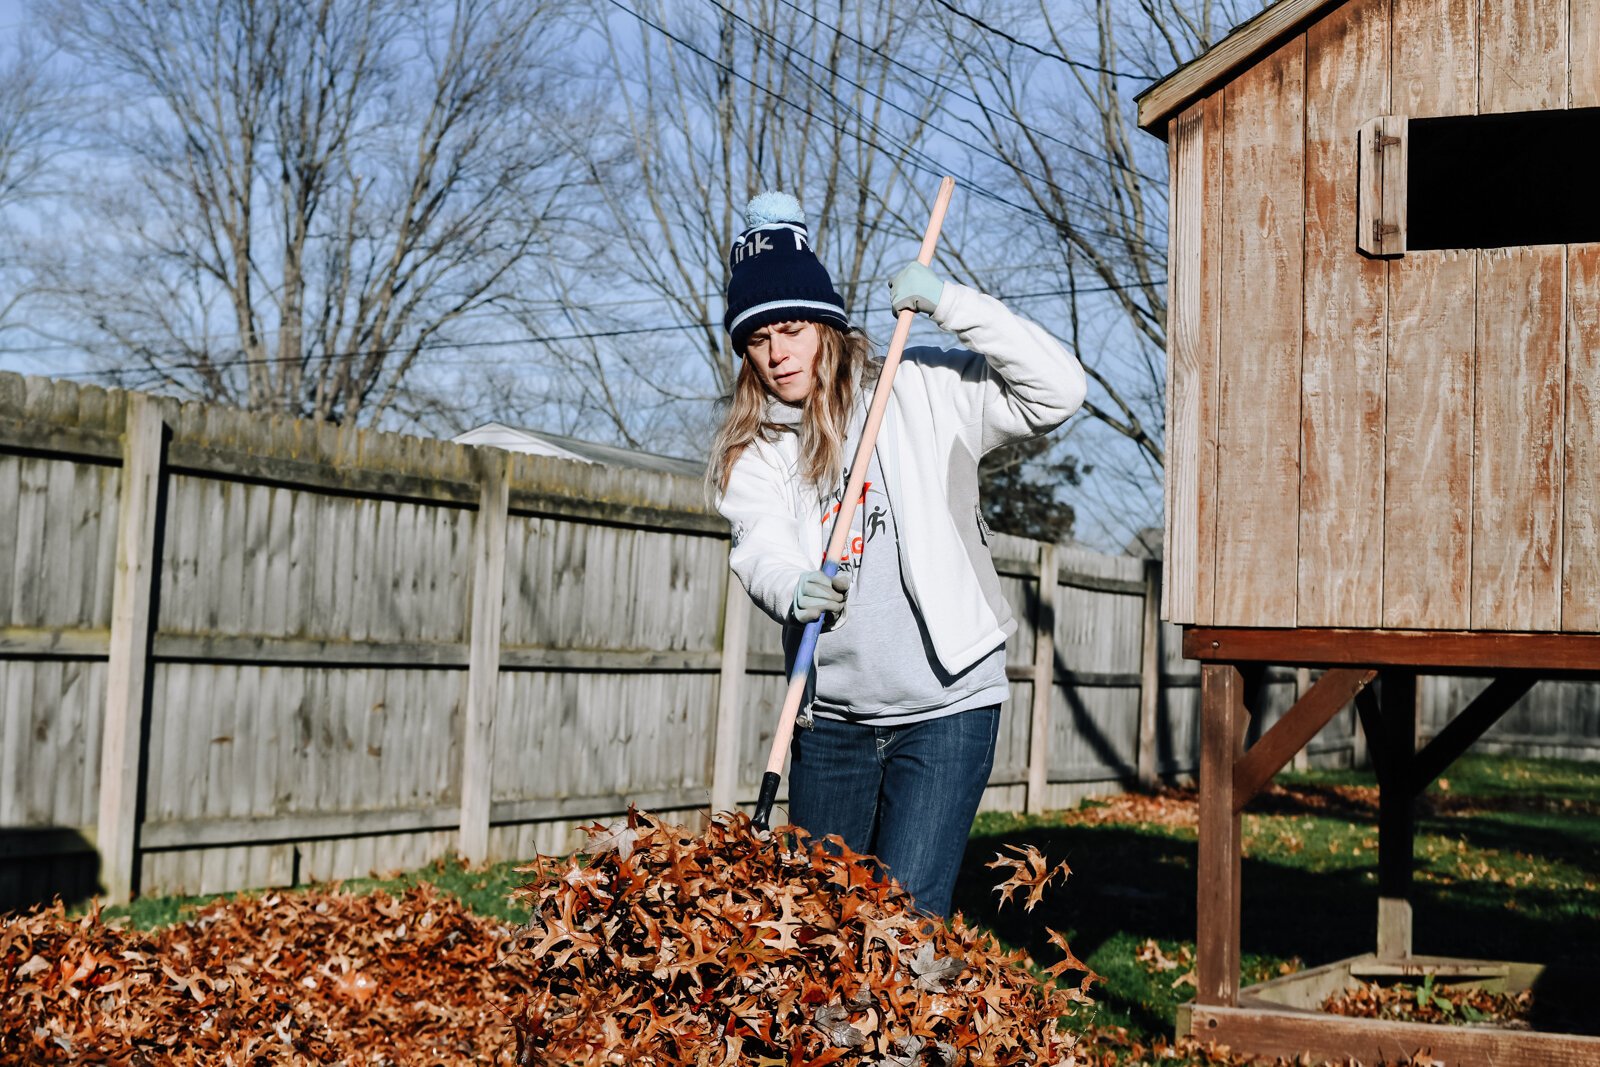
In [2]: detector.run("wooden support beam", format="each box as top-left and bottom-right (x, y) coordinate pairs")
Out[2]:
(458, 450), (510, 865)
(1197, 663), (1246, 1006)
(1136, 558), (1162, 790)
(97, 394), (167, 905)
(1185, 626), (1600, 674)
(1377, 671), (1418, 960)
(708, 555), (750, 815)
(1188, 1002), (1600, 1066)
(1232, 668), (1377, 813)
(1026, 544), (1058, 814)
(1408, 673), (1537, 796)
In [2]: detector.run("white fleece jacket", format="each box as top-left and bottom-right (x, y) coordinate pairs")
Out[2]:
(717, 282), (1087, 677)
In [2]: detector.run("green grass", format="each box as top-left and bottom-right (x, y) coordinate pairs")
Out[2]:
(43, 754), (1600, 1053)
(94, 853), (536, 931)
(954, 754), (1600, 1043)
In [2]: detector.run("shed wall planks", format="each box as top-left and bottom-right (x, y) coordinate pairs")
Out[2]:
(1576, 0), (1600, 108)
(1382, 253), (1476, 629)
(1297, 0), (1389, 628)
(1564, 246), (1600, 631)
(1471, 247), (1565, 631)
(1197, 93), (1224, 627)
(1213, 34), (1306, 628)
(1392, 0), (1477, 119)
(1164, 101), (1206, 625)
(1382, 0), (1478, 630)
(1477, 0), (1568, 113)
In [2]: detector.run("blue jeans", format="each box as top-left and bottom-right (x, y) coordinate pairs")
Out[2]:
(787, 706), (999, 919)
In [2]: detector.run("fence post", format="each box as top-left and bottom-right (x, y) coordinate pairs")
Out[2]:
(1026, 543), (1057, 815)
(709, 555), (749, 816)
(459, 449), (509, 865)
(97, 393), (167, 905)
(1292, 668), (1313, 770)
(1136, 558), (1162, 790)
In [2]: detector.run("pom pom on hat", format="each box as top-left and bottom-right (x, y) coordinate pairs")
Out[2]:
(745, 190), (806, 228)
(723, 190), (849, 353)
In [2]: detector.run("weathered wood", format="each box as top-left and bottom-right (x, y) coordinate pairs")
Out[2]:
(1355, 116), (1407, 257)
(1291, 668), (1312, 771)
(1135, 0), (1335, 131)
(1376, 671), (1417, 960)
(1232, 669), (1376, 813)
(1564, 245), (1600, 631)
(1383, 252), (1476, 629)
(1185, 627), (1600, 673)
(1026, 544), (1057, 813)
(1214, 34), (1305, 628)
(1164, 101), (1205, 625)
(97, 394), (167, 904)
(459, 451), (510, 864)
(1383, 0), (1477, 630)
(1300, 0), (1389, 630)
(1479, 0), (1567, 114)
(141, 806), (461, 850)
(1136, 559), (1161, 789)
(1188, 1002), (1600, 1066)
(1472, 247), (1565, 631)
(1577, 0), (1600, 109)
(1197, 664), (1246, 1007)
(1197, 92), (1224, 626)
(708, 555), (749, 815)
(1408, 672), (1537, 795)
(1390, 0), (1476, 120)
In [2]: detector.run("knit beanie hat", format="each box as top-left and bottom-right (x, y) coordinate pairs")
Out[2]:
(723, 191), (849, 353)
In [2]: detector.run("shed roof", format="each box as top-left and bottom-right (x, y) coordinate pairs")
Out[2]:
(453, 422), (705, 478)
(1135, 0), (1346, 134)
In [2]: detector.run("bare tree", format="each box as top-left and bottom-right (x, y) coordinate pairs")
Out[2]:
(37, 0), (584, 425)
(925, 0), (1262, 545)
(529, 0), (962, 452)
(0, 36), (71, 337)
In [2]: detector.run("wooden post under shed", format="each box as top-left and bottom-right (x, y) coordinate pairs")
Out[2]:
(1138, 0), (1600, 1060)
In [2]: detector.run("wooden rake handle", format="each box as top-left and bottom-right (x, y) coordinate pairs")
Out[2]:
(751, 177), (957, 831)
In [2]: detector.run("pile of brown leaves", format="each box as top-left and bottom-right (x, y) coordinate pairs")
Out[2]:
(1322, 978), (1534, 1028)
(509, 809), (1096, 1066)
(1, 885), (530, 1064)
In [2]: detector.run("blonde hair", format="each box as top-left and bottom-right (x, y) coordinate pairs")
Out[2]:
(709, 324), (877, 494)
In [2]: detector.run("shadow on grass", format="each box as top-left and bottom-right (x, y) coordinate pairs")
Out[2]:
(952, 819), (1600, 1038)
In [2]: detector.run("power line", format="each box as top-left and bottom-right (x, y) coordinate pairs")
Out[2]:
(701, 0), (1146, 217)
(605, 0), (1154, 249)
(769, 0), (1156, 181)
(28, 275), (1163, 380)
(929, 0), (1151, 79)
(0, 254), (1125, 358)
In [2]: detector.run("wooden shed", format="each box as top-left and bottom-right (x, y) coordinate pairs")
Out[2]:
(1137, 0), (1600, 1062)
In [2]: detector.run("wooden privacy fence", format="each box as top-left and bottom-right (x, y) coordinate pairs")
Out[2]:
(0, 373), (1211, 907)
(2, 372), (1584, 910)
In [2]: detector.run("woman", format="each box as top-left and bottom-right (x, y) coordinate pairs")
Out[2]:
(712, 191), (1086, 918)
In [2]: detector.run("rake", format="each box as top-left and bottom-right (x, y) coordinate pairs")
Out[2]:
(751, 176), (957, 832)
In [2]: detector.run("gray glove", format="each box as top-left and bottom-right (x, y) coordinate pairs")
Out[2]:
(889, 261), (945, 316)
(792, 569), (852, 623)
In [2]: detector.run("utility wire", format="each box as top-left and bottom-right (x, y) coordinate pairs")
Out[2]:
(604, 0), (1152, 248)
(0, 255), (1136, 358)
(770, 0), (1156, 180)
(701, 0), (1148, 219)
(928, 0), (1152, 79)
(30, 275), (1163, 380)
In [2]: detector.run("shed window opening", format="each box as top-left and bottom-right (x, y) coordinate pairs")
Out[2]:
(1406, 108), (1600, 251)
